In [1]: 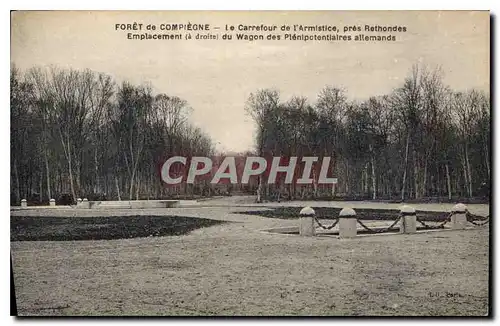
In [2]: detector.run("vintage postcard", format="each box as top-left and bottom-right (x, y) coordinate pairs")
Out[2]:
(10, 10), (490, 317)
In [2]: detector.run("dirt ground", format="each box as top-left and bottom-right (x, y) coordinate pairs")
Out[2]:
(11, 198), (490, 316)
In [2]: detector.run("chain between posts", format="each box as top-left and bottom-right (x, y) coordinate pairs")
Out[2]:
(355, 215), (402, 233)
(466, 210), (490, 226)
(311, 207), (488, 233)
(314, 216), (339, 230)
(416, 211), (452, 229)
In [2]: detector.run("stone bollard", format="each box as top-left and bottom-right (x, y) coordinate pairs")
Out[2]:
(80, 198), (90, 209)
(299, 206), (316, 236)
(49, 198), (56, 207)
(399, 205), (417, 234)
(77, 198), (82, 205)
(339, 208), (357, 239)
(21, 199), (27, 208)
(451, 203), (468, 230)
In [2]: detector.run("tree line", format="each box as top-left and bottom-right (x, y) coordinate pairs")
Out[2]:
(11, 63), (490, 204)
(11, 65), (214, 204)
(245, 64), (490, 202)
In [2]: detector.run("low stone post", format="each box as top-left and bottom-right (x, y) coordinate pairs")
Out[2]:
(451, 203), (467, 230)
(49, 198), (56, 207)
(399, 205), (417, 234)
(21, 199), (27, 208)
(339, 207), (357, 239)
(77, 198), (82, 205)
(299, 206), (316, 236)
(81, 198), (90, 209)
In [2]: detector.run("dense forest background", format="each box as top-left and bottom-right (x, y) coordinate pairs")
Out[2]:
(10, 63), (490, 204)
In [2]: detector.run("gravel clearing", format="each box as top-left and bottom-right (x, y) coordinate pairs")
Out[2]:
(11, 198), (490, 316)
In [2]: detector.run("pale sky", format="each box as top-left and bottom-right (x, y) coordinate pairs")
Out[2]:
(11, 11), (490, 152)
